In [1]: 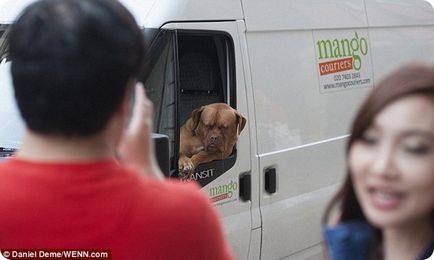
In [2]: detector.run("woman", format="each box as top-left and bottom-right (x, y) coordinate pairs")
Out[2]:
(323, 64), (434, 260)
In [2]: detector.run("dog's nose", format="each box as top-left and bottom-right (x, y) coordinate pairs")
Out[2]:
(209, 135), (218, 142)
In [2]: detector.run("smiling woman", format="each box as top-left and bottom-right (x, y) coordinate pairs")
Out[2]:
(323, 64), (434, 260)
(350, 95), (434, 228)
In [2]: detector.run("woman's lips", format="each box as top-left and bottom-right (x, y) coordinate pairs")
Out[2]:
(368, 187), (404, 210)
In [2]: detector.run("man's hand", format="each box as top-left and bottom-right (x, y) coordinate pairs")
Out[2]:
(117, 82), (164, 180)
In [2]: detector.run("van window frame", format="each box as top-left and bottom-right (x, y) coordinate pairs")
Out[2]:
(175, 30), (237, 187)
(142, 28), (238, 186)
(176, 29), (236, 109)
(0, 24), (11, 62)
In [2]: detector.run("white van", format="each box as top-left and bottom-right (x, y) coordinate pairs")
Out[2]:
(2, 0), (434, 259)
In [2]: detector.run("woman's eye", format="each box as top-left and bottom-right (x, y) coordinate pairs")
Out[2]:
(360, 132), (377, 146)
(404, 144), (431, 155)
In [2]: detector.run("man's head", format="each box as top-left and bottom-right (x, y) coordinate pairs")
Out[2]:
(9, 0), (144, 137)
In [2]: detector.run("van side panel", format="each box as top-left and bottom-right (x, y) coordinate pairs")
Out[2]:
(365, 0), (434, 27)
(241, 0), (367, 31)
(245, 30), (371, 154)
(241, 1), (434, 258)
(0, 0), (38, 23)
(242, 1), (372, 258)
(258, 142), (345, 259)
(365, 0), (434, 80)
(125, 0), (243, 28)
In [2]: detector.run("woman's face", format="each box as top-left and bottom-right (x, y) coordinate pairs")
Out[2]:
(349, 95), (434, 228)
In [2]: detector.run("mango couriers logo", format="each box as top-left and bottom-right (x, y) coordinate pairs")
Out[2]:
(209, 180), (238, 203)
(317, 32), (368, 76)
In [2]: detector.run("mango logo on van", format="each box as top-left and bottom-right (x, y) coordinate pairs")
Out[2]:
(316, 32), (368, 76)
(209, 180), (238, 203)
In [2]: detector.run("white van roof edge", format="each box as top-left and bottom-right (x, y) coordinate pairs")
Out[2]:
(0, 0), (244, 27)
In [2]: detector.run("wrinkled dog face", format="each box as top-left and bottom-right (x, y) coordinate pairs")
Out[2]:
(178, 103), (246, 178)
(195, 105), (240, 154)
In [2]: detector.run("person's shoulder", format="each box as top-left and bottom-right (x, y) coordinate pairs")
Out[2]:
(0, 159), (14, 190)
(139, 178), (216, 218)
(157, 179), (202, 195)
(0, 157), (14, 169)
(0, 158), (20, 181)
(324, 221), (375, 260)
(143, 178), (209, 205)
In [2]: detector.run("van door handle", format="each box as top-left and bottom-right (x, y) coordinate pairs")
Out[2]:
(265, 167), (277, 194)
(239, 172), (251, 201)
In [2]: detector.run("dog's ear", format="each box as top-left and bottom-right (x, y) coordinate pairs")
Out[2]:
(236, 112), (247, 135)
(191, 106), (204, 132)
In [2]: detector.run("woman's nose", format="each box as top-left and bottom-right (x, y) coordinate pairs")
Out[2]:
(370, 144), (398, 179)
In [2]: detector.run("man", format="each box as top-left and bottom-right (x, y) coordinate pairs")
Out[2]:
(0, 0), (233, 259)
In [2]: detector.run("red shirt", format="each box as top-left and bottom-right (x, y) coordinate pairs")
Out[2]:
(0, 158), (233, 260)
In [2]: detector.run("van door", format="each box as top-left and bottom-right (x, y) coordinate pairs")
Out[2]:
(144, 21), (257, 260)
(242, 0), (371, 259)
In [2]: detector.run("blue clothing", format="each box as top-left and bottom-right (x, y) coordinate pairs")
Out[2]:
(324, 221), (375, 260)
(324, 221), (434, 260)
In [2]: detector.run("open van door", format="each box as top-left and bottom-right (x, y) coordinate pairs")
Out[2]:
(141, 21), (258, 259)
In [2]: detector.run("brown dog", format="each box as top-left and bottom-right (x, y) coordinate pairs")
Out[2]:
(178, 103), (246, 179)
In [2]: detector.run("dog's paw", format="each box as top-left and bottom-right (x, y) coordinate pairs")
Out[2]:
(178, 157), (195, 179)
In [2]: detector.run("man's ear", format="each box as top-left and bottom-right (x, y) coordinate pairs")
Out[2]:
(115, 81), (135, 124)
(122, 82), (135, 114)
(236, 112), (247, 135)
(191, 106), (204, 132)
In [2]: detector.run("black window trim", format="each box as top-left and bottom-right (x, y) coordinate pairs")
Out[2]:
(174, 29), (238, 186)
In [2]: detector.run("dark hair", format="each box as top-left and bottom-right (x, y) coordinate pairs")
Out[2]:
(323, 63), (434, 255)
(9, 0), (145, 136)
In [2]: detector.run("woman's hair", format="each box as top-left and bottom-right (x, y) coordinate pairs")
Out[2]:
(323, 63), (434, 237)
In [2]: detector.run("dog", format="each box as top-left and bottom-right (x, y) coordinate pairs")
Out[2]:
(178, 103), (246, 179)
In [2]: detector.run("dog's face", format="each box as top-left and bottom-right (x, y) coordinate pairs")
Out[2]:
(191, 103), (246, 154)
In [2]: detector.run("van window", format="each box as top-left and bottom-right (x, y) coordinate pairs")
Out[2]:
(142, 30), (177, 166)
(142, 30), (236, 187)
(0, 24), (10, 61)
